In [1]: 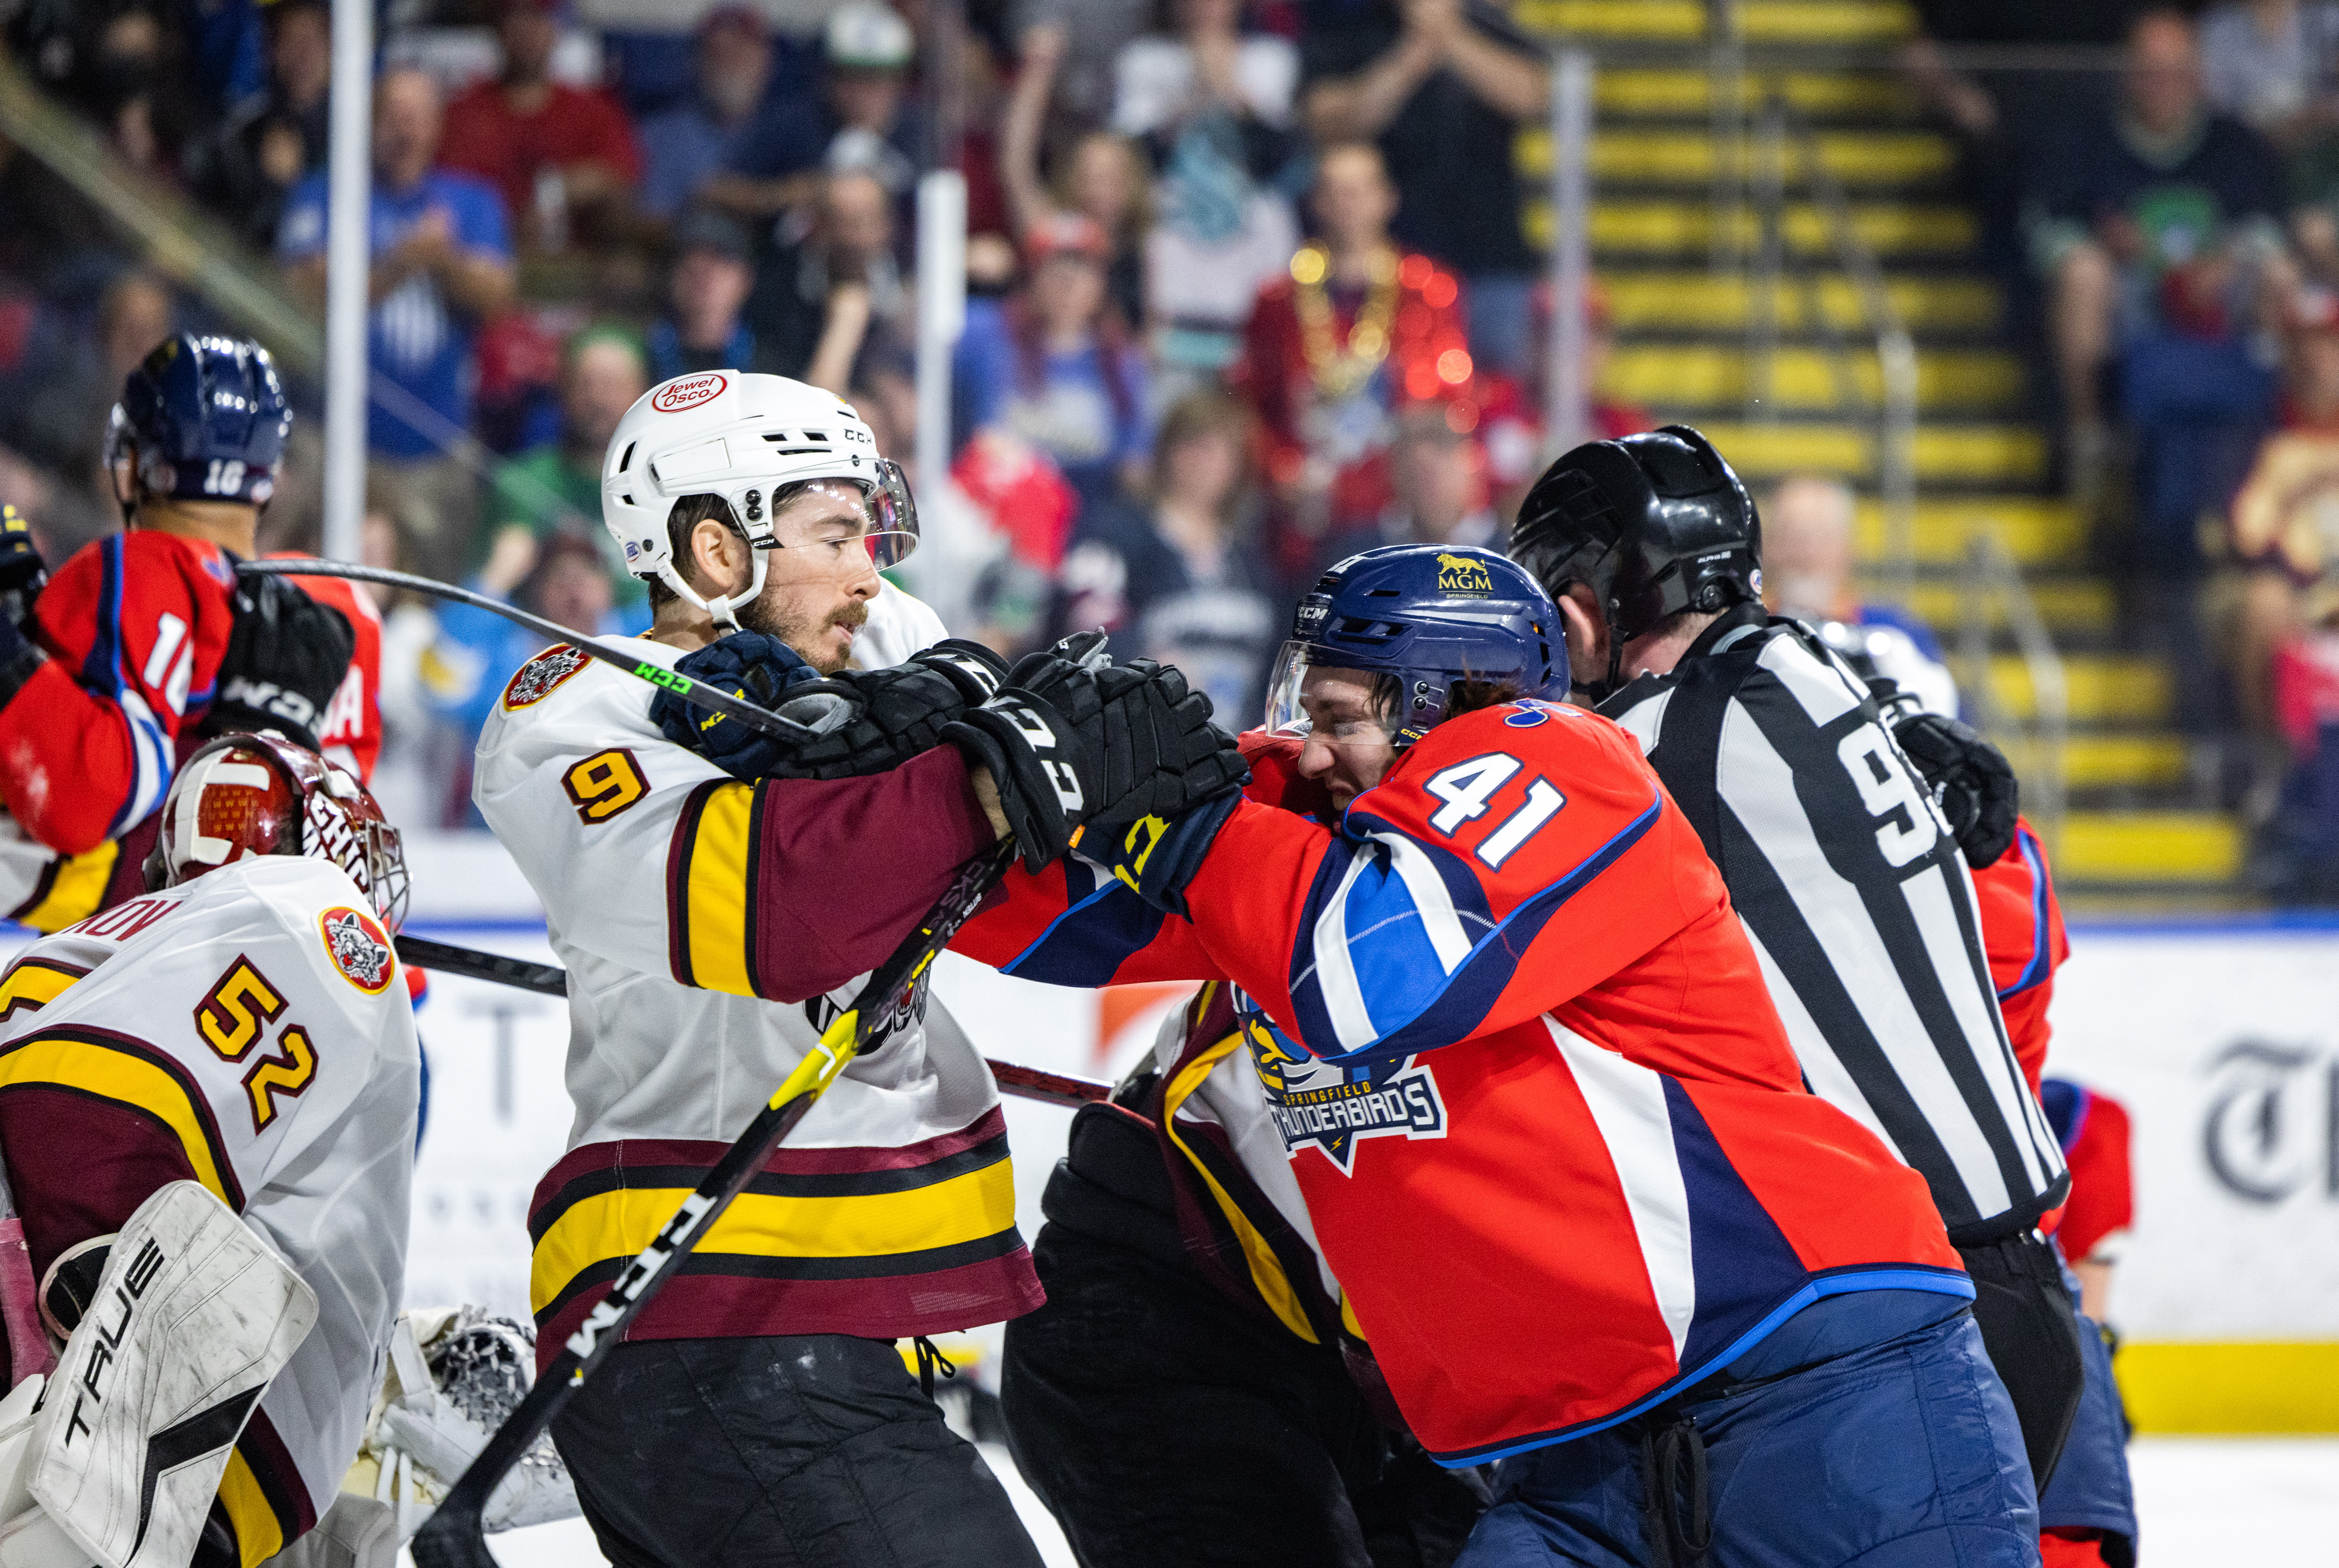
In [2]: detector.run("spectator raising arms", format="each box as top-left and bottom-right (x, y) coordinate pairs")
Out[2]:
(635, 6), (777, 224)
(1053, 389), (1279, 720)
(957, 212), (1153, 512)
(279, 66), (515, 583)
(1300, 0), (1549, 378)
(439, 0), (642, 254)
(1238, 140), (1470, 587)
(1004, 26), (1153, 333)
(480, 326), (652, 629)
(649, 208), (760, 383)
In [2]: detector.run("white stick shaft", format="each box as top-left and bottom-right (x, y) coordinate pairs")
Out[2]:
(322, 0), (375, 564)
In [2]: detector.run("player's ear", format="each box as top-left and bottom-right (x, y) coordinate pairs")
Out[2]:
(1554, 586), (1606, 685)
(687, 517), (746, 596)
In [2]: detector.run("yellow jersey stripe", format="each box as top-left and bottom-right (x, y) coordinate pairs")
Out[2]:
(1162, 1014), (1320, 1345)
(529, 1151), (1021, 1314)
(217, 1448), (286, 1568)
(17, 842), (118, 933)
(681, 782), (757, 998)
(0, 958), (86, 1021)
(0, 1034), (236, 1207)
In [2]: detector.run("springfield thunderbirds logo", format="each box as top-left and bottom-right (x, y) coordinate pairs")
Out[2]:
(1244, 1016), (1446, 1175)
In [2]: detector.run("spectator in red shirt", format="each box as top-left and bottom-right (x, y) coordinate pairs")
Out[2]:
(1236, 140), (1469, 588)
(439, 0), (642, 253)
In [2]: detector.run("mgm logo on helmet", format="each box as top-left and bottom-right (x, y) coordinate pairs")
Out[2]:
(1435, 552), (1494, 594)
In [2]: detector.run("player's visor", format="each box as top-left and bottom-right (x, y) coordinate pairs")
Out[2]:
(864, 458), (920, 569)
(1263, 642), (1399, 746)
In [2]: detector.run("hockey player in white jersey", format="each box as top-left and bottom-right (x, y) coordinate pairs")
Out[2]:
(0, 731), (418, 1568)
(472, 370), (1241, 1568)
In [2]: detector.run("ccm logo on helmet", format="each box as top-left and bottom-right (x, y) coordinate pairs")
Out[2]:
(651, 373), (728, 414)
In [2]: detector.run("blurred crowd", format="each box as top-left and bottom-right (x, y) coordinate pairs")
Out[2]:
(0, 0), (1648, 831)
(1908, 0), (2339, 897)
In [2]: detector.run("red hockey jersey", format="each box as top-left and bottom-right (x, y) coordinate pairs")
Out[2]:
(1970, 817), (2068, 1096)
(0, 530), (238, 854)
(957, 700), (1964, 1463)
(271, 558), (383, 783)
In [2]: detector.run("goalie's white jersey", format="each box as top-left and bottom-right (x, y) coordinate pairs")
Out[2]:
(0, 855), (418, 1564)
(471, 582), (1039, 1364)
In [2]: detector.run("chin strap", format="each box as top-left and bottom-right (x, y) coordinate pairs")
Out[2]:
(653, 541), (770, 634)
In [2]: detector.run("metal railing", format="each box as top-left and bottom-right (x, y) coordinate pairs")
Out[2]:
(1743, 87), (1919, 608)
(1960, 532), (2069, 857)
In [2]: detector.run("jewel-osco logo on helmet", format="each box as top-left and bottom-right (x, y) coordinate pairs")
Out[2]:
(651, 373), (727, 414)
(1435, 552), (1494, 594)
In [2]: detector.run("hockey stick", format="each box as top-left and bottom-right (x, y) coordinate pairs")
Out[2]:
(234, 559), (846, 742)
(408, 840), (1020, 1568)
(396, 934), (1109, 1106)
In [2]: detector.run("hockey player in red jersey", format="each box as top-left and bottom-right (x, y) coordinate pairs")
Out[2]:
(1970, 823), (2139, 1568)
(0, 335), (357, 927)
(955, 545), (2041, 1567)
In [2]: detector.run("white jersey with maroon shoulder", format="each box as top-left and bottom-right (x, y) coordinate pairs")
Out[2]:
(470, 583), (1041, 1366)
(0, 855), (418, 1562)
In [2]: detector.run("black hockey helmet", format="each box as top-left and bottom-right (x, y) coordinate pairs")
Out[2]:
(1510, 425), (1762, 694)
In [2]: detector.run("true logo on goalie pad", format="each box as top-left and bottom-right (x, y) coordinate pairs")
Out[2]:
(1243, 1016), (1446, 1176)
(28, 1183), (317, 1568)
(319, 907), (395, 994)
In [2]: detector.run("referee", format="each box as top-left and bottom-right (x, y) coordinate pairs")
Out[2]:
(1511, 426), (2085, 1488)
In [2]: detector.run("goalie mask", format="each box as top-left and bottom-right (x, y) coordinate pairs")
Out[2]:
(143, 732), (410, 929)
(601, 371), (918, 630)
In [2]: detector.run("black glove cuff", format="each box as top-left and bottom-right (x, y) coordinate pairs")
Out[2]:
(915, 639), (1008, 705)
(943, 692), (1081, 873)
(0, 617), (43, 711)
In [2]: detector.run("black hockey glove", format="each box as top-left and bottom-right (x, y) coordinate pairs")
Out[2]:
(756, 640), (1009, 781)
(941, 651), (1247, 873)
(210, 572), (355, 750)
(650, 630), (824, 778)
(0, 503), (46, 630)
(0, 504), (48, 712)
(1895, 710), (2020, 867)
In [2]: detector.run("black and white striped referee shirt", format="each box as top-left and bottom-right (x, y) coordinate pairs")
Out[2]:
(1601, 608), (2067, 1244)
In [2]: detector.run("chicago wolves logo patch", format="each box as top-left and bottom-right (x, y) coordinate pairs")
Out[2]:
(318, 906), (395, 993)
(502, 644), (591, 710)
(1243, 1015), (1446, 1175)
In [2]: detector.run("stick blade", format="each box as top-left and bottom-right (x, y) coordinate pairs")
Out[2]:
(410, 1499), (500, 1568)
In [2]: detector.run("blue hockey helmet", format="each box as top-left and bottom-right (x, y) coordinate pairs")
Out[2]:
(1264, 544), (1567, 748)
(105, 333), (293, 514)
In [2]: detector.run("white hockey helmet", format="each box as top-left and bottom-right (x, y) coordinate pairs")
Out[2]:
(601, 370), (918, 629)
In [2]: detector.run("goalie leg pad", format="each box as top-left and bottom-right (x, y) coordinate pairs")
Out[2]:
(27, 1182), (317, 1568)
